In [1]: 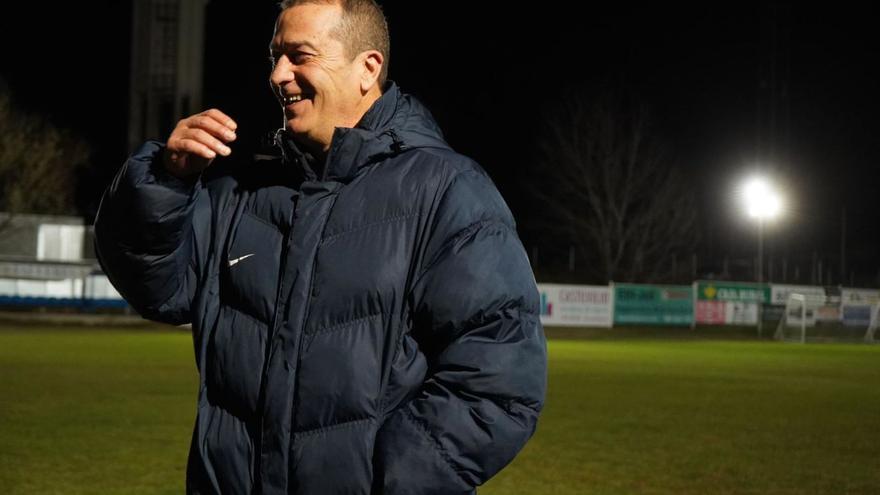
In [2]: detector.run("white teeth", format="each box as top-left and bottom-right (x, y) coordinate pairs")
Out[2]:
(282, 95), (303, 105)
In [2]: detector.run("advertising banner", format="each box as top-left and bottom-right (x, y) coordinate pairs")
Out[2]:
(695, 300), (725, 324)
(840, 288), (880, 326)
(841, 306), (872, 327)
(538, 283), (613, 328)
(785, 304), (817, 327)
(613, 284), (693, 326)
(815, 305), (841, 323)
(770, 284), (827, 306)
(695, 281), (769, 325)
(840, 288), (880, 306)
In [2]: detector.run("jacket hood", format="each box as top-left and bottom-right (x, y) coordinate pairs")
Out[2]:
(274, 81), (452, 182)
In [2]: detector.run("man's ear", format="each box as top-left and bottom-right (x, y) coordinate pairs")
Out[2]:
(359, 50), (384, 94)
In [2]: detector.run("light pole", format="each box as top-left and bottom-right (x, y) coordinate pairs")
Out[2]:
(742, 176), (782, 338)
(757, 216), (764, 336)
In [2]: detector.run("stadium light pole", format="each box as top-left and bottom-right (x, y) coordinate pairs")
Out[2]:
(741, 176), (783, 339)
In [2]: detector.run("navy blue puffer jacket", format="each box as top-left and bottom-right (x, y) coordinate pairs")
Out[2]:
(94, 82), (547, 494)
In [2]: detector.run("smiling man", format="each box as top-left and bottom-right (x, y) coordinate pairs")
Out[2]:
(93, 1), (547, 494)
(269, 1), (387, 163)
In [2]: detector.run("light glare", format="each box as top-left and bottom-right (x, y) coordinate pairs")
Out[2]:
(742, 176), (783, 220)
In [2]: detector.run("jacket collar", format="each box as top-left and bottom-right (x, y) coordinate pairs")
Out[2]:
(274, 80), (451, 183)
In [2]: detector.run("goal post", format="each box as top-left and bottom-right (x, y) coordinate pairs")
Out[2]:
(864, 303), (880, 344)
(774, 293), (815, 343)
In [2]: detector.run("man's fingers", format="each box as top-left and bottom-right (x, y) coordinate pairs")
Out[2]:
(202, 108), (238, 132)
(189, 114), (237, 142)
(163, 108), (238, 178)
(165, 108), (237, 171)
(182, 128), (232, 156)
(172, 136), (217, 160)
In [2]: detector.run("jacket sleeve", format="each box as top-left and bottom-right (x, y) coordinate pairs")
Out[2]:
(93, 140), (209, 326)
(372, 167), (548, 494)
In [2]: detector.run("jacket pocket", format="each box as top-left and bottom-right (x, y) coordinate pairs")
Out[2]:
(379, 330), (428, 423)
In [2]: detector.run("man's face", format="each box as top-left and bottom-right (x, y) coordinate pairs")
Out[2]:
(269, 3), (364, 152)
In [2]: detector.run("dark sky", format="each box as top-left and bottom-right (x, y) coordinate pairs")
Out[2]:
(2, 2), (879, 284)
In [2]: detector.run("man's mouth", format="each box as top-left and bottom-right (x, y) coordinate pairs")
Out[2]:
(282, 94), (303, 105)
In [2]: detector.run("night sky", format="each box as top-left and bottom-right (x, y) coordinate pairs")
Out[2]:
(2, 2), (879, 284)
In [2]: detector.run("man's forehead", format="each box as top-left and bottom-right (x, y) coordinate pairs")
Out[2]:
(270, 5), (342, 50)
(273, 4), (340, 37)
(269, 38), (320, 52)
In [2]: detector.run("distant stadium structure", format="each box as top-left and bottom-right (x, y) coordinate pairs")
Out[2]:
(0, 212), (126, 310)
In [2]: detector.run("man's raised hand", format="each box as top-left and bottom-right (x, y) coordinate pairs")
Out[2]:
(162, 109), (238, 179)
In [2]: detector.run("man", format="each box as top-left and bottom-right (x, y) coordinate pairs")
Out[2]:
(93, 1), (547, 493)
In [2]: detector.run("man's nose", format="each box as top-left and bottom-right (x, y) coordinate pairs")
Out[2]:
(270, 59), (295, 87)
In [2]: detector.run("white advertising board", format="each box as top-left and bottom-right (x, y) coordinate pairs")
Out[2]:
(770, 284), (826, 306)
(538, 283), (613, 328)
(840, 288), (880, 306)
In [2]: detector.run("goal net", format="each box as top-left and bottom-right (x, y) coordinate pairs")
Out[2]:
(773, 292), (879, 344)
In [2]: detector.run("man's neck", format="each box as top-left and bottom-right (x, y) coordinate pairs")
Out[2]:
(287, 85), (385, 174)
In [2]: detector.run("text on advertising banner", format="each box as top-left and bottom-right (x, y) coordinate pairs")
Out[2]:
(538, 283), (613, 328)
(613, 283), (693, 326)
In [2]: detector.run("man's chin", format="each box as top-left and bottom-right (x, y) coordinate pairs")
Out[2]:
(282, 122), (306, 139)
(282, 126), (320, 153)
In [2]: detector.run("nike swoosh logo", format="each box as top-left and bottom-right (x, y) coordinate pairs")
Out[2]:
(228, 253), (255, 267)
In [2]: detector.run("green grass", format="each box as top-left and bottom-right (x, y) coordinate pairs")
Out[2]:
(1, 325), (879, 494)
(0, 326), (196, 495)
(482, 338), (880, 495)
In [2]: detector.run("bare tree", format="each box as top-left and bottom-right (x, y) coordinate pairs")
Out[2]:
(0, 82), (90, 232)
(526, 88), (697, 283)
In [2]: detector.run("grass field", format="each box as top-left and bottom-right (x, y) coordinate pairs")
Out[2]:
(1, 324), (878, 494)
